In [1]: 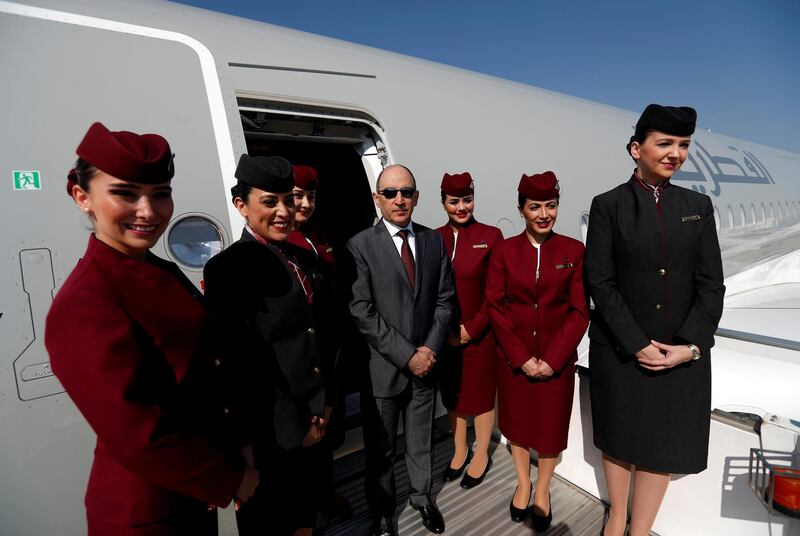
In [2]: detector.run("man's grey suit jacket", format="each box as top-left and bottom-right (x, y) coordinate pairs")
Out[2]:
(346, 220), (455, 398)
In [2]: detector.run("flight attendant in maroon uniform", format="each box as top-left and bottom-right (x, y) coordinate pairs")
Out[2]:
(436, 172), (503, 490)
(486, 171), (589, 531)
(290, 164), (336, 269)
(45, 122), (258, 536)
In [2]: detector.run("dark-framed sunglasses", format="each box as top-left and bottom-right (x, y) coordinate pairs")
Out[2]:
(378, 187), (416, 199)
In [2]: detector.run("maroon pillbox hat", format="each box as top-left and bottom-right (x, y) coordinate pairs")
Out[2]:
(440, 172), (474, 197)
(293, 165), (318, 190)
(75, 122), (175, 184)
(518, 171), (560, 201)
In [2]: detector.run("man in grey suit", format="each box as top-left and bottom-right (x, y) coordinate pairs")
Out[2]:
(346, 164), (455, 536)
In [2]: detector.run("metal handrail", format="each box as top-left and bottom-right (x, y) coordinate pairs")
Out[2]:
(716, 327), (800, 352)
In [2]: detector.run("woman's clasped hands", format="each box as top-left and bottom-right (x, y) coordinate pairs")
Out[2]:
(302, 413), (329, 447)
(520, 356), (554, 379)
(636, 340), (694, 371)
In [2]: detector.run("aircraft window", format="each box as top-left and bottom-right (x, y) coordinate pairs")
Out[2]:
(727, 206), (735, 230)
(713, 206), (720, 232)
(166, 215), (224, 269)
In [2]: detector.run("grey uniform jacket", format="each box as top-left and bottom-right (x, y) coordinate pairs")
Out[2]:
(585, 177), (725, 355)
(203, 230), (326, 451)
(345, 220), (456, 398)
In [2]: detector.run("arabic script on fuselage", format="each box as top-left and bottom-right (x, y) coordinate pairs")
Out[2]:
(672, 142), (774, 197)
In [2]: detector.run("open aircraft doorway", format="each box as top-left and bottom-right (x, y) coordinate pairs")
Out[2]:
(238, 98), (385, 250)
(238, 98), (387, 428)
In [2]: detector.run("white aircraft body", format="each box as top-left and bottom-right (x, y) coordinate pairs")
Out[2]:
(1, 1), (798, 534)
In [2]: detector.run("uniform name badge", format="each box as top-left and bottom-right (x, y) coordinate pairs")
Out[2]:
(555, 261), (574, 270)
(472, 241), (488, 249)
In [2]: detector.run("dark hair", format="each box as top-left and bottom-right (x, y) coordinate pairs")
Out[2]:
(626, 128), (652, 159)
(230, 180), (254, 203)
(376, 164), (417, 191)
(440, 191), (447, 203)
(518, 194), (560, 209)
(73, 158), (98, 191)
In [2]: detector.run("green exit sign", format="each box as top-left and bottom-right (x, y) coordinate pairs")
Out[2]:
(13, 170), (42, 190)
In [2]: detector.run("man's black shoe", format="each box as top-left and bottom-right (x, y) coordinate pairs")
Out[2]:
(369, 518), (396, 536)
(409, 500), (445, 534)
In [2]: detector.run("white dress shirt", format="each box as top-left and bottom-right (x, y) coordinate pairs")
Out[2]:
(382, 218), (416, 261)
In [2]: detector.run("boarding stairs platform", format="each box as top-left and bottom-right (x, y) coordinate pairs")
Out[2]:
(325, 419), (646, 536)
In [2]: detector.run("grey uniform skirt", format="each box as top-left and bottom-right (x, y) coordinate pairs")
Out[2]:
(589, 341), (711, 474)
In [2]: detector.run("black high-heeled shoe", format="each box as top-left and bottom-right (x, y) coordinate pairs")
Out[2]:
(442, 447), (472, 482)
(531, 491), (552, 532)
(509, 483), (532, 522)
(460, 457), (493, 489)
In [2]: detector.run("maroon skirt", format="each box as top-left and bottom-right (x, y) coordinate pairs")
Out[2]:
(439, 336), (498, 415)
(497, 357), (575, 454)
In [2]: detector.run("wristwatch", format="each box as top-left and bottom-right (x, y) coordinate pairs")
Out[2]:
(687, 344), (701, 361)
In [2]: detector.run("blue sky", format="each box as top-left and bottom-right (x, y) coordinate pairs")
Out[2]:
(176, 0), (800, 154)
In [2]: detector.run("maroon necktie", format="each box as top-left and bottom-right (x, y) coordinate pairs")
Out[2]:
(397, 229), (416, 290)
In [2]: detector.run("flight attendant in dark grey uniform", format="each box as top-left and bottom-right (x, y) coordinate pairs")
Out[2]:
(289, 163), (354, 524)
(585, 104), (725, 536)
(203, 155), (329, 536)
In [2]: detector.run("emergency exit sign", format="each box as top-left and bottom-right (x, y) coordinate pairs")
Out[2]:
(12, 170), (41, 190)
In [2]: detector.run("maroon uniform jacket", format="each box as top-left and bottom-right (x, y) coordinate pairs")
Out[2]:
(486, 232), (589, 452)
(45, 236), (242, 535)
(290, 226), (336, 270)
(436, 220), (503, 414)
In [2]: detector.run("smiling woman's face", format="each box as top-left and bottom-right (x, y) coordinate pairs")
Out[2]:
(520, 197), (558, 241)
(443, 194), (475, 226)
(293, 187), (316, 224)
(72, 170), (173, 259)
(235, 187), (296, 242)
(631, 130), (692, 183)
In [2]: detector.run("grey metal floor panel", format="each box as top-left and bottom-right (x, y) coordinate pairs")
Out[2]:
(326, 423), (624, 536)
